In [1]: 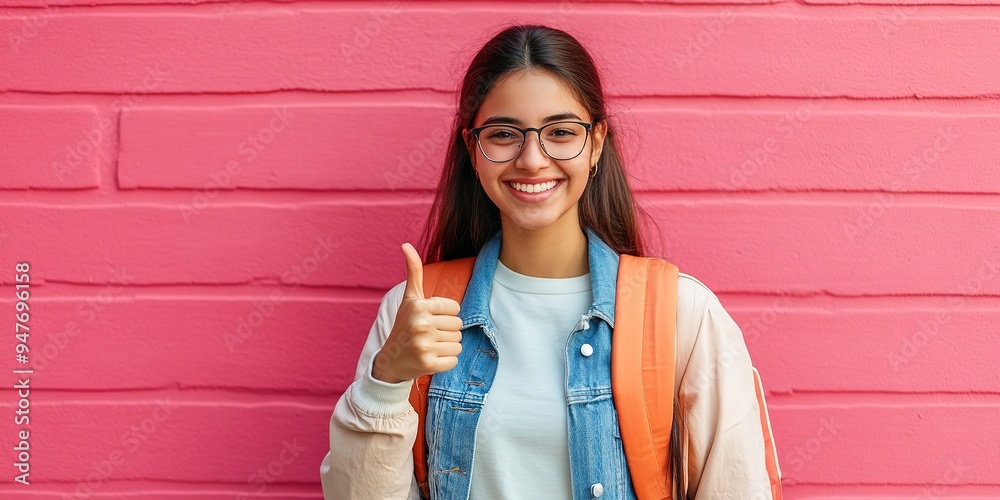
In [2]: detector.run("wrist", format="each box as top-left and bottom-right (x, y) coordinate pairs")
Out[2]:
(351, 351), (414, 417)
(371, 350), (405, 384)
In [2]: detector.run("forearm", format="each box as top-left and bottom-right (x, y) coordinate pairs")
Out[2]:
(685, 388), (774, 499)
(321, 355), (420, 499)
(679, 287), (779, 499)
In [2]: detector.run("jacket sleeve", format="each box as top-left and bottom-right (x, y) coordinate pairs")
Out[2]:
(320, 280), (422, 500)
(675, 277), (779, 499)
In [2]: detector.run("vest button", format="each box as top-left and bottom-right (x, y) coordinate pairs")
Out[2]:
(580, 343), (594, 357)
(590, 482), (604, 497)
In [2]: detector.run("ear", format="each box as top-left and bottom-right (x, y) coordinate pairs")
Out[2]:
(462, 128), (479, 168)
(590, 119), (608, 164)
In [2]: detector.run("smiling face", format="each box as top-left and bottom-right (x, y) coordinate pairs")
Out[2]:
(463, 69), (606, 235)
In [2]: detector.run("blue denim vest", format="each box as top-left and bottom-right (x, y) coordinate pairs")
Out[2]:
(424, 226), (639, 500)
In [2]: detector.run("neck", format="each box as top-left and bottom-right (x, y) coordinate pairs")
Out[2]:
(498, 217), (589, 279)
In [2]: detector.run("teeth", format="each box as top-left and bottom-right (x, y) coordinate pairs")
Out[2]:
(510, 180), (558, 193)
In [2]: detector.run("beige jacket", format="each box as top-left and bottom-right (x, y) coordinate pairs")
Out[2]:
(320, 273), (780, 499)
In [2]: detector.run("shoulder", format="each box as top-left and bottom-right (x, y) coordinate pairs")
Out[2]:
(637, 255), (721, 323)
(636, 258), (731, 352)
(674, 270), (727, 347)
(671, 270), (745, 388)
(625, 257), (723, 327)
(676, 271), (723, 323)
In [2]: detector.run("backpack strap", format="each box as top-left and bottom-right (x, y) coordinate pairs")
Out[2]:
(407, 257), (475, 500)
(612, 255), (679, 500)
(753, 367), (783, 499)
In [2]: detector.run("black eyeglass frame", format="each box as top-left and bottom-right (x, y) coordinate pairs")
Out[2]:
(467, 120), (596, 163)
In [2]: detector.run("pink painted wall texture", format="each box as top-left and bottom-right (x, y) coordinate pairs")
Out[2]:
(1, 0), (998, 498)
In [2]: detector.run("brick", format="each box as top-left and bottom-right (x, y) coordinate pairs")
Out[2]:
(770, 404), (997, 485)
(0, 106), (104, 189)
(0, 0), (776, 5)
(0, 488), (319, 499)
(2, 9), (998, 97)
(806, 0), (1000, 4)
(0, 398), (328, 484)
(780, 485), (1000, 497)
(0, 203), (416, 288)
(641, 201), (1000, 296)
(117, 104), (451, 191)
(627, 108), (995, 193)
(2, 297), (381, 393)
(728, 305), (1000, 393)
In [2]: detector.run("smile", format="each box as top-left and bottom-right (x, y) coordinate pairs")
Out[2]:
(503, 179), (563, 203)
(506, 180), (559, 193)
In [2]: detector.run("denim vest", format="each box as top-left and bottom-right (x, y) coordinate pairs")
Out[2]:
(424, 226), (639, 500)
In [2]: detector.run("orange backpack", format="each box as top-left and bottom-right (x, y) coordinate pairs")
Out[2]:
(407, 255), (782, 500)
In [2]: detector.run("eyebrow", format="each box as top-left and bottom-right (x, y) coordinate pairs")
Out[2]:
(479, 112), (584, 127)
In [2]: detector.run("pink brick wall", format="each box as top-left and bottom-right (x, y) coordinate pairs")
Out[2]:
(1, 0), (997, 498)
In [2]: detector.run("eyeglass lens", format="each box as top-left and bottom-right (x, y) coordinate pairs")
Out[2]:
(477, 122), (588, 162)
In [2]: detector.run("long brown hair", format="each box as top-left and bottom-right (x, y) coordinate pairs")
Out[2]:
(418, 24), (684, 498)
(421, 23), (653, 262)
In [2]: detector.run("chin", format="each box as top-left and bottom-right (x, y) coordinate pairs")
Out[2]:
(502, 208), (570, 233)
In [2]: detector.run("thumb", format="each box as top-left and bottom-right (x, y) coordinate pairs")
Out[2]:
(401, 242), (425, 300)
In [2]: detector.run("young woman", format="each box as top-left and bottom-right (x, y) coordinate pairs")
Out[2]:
(320, 24), (780, 499)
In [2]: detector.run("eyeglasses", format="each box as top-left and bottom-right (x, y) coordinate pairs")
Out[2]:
(467, 120), (595, 163)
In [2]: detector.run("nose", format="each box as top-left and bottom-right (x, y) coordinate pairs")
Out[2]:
(515, 130), (550, 171)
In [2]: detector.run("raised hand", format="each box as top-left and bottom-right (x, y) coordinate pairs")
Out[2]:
(371, 243), (464, 383)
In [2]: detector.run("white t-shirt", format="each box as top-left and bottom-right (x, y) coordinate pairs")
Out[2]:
(467, 258), (591, 499)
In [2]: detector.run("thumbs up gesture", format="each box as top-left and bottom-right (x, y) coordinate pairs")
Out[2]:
(371, 243), (464, 384)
